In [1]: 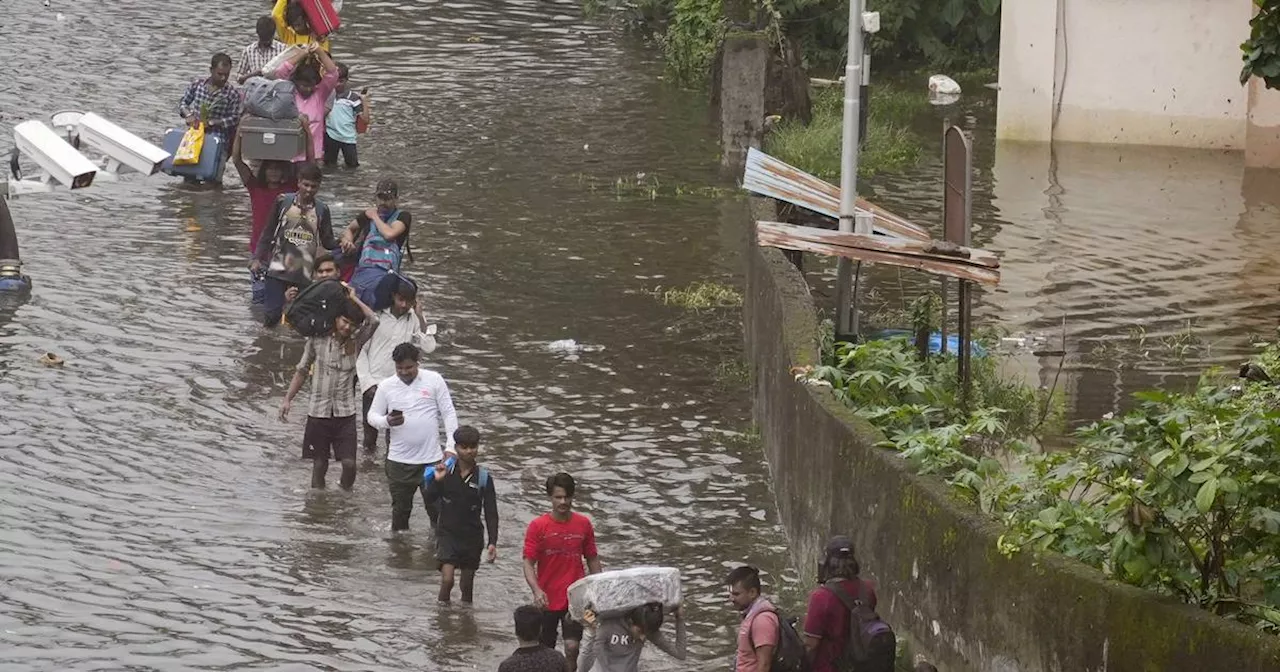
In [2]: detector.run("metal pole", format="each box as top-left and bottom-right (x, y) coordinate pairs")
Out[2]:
(834, 0), (865, 338)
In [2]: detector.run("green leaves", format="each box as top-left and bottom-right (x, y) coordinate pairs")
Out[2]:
(1195, 478), (1219, 514)
(1241, 1), (1280, 89)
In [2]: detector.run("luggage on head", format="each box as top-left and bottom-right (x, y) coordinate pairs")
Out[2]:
(240, 116), (304, 162)
(243, 77), (300, 120)
(567, 566), (682, 622)
(285, 279), (354, 337)
(295, 0), (341, 38)
(261, 45), (307, 79)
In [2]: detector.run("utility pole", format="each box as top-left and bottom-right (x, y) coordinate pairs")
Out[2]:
(835, 0), (878, 339)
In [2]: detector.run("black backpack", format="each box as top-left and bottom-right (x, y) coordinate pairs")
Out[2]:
(285, 279), (352, 337)
(823, 580), (896, 672)
(749, 606), (810, 672)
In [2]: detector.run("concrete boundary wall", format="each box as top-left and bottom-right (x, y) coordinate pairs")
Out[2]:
(741, 197), (1280, 671)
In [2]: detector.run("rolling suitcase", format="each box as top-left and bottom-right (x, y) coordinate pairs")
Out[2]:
(297, 0), (340, 38)
(159, 129), (224, 181)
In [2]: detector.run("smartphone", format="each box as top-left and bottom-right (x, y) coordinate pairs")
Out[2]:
(360, 87), (369, 96)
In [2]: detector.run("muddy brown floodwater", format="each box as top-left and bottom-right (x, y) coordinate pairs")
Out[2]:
(0, 2), (799, 670)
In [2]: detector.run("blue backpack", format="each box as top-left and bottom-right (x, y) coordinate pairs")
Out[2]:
(424, 456), (490, 490)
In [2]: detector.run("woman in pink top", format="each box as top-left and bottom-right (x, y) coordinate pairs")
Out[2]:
(276, 43), (339, 163)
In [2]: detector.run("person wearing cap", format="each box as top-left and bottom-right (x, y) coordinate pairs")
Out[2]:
(355, 272), (436, 455)
(338, 179), (413, 305)
(802, 536), (887, 672)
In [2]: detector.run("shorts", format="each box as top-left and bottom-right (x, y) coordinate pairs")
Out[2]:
(301, 415), (357, 461)
(435, 530), (483, 570)
(539, 609), (584, 650)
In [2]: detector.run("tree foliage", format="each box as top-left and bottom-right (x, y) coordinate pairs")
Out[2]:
(1242, 0), (1280, 90)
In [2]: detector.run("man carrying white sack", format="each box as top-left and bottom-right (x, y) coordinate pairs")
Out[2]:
(579, 602), (687, 672)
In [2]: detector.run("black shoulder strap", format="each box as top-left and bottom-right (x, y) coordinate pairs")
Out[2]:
(821, 580), (861, 612)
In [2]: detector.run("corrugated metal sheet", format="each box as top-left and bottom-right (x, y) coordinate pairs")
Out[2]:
(743, 147), (931, 241)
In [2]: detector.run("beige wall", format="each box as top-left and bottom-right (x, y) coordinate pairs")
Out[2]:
(998, 0), (1279, 154)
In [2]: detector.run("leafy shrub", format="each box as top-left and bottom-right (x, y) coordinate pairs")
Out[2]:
(766, 86), (926, 178)
(801, 332), (1280, 632)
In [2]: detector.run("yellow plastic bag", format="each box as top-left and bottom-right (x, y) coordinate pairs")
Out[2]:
(173, 124), (205, 166)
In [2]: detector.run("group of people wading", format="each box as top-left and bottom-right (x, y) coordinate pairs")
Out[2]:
(171, 3), (928, 671)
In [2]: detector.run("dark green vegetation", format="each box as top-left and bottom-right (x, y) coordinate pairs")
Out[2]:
(1242, 0), (1280, 89)
(583, 0), (1002, 86)
(800, 325), (1280, 631)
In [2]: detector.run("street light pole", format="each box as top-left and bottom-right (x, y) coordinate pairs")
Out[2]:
(835, 0), (872, 339)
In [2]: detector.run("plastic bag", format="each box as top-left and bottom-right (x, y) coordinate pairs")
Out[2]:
(567, 567), (682, 622)
(244, 76), (300, 120)
(172, 124), (205, 166)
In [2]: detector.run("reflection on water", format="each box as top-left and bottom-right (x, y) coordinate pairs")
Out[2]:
(811, 85), (1280, 427)
(0, 1), (795, 669)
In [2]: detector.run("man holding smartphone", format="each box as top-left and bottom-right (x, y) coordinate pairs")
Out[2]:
(366, 342), (458, 532)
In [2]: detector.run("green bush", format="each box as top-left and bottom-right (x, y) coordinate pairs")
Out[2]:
(765, 86), (925, 178)
(801, 333), (1280, 632)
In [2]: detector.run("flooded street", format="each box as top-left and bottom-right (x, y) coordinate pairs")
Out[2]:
(0, 2), (795, 670)
(824, 85), (1280, 426)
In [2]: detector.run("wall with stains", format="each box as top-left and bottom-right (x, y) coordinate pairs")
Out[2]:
(997, 0), (1261, 151)
(741, 196), (1280, 671)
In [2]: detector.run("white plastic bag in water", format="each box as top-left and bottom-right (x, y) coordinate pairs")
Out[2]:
(567, 567), (682, 622)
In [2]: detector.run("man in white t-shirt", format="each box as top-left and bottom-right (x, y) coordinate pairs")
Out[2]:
(356, 274), (436, 455)
(366, 342), (458, 532)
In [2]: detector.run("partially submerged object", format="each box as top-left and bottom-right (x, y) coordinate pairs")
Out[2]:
(0, 198), (30, 294)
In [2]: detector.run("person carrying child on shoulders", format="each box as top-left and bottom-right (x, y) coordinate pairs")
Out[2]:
(425, 425), (498, 604)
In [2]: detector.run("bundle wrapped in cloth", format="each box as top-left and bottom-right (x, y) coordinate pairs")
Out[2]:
(567, 566), (682, 622)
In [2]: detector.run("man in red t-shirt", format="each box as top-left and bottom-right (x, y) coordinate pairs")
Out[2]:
(523, 472), (602, 672)
(802, 535), (891, 672)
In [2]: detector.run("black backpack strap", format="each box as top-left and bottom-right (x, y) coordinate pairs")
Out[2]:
(821, 580), (861, 612)
(745, 605), (776, 649)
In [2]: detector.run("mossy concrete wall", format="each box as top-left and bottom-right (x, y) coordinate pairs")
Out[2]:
(741, 197), (1280, 671)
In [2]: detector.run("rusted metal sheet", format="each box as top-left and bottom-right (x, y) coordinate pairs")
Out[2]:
(756, 221), (1001, 285)
(743, 147), (931, 241)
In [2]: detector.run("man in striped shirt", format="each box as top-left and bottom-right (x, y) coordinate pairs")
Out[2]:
(237, 16), (288, 84)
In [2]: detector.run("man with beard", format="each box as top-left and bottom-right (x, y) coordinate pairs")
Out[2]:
(355, 274), (436, 455)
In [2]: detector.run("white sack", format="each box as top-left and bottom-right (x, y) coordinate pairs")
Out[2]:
(567, 566), (682, 622)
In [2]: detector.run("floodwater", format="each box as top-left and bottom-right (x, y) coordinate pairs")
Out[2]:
(817, 79), (1280, 427)
(0, 2), (798, 670)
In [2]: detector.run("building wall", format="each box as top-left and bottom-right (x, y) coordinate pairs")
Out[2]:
(998, 0), (1261, 151)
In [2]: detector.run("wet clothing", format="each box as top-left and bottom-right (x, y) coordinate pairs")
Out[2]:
(178, 77), (241, 145)
(735, 598), (779, 672)
(579, 614), (687, 672)
(237, 40), (288, 80)
(356, 308), (434, 394)
(497, 645), (567, 672)
(522, 512), (598, 612)
(324, 135), (359, 168)
(325, 90), (364, 145)
(348, 210), (411, 306)
(301, 414), (356, 461)
(425, 462), (499, 566)
(295, 327), (378, 419)
(366, 370), (457, 465)
(385, 459), (438, 531)
(361, 385), (388, 451)
(539, 609), (585, 650)
(277, 59), (339, 162)
(255, 194), (336, 288)
(246, 179), (295, 256)
(803, 578), (879, 672)
(271, 0), (331, 50)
